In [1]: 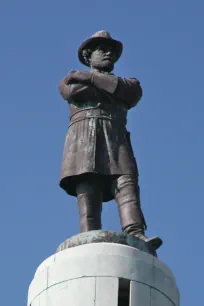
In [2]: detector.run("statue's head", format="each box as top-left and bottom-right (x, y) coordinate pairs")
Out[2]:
(78, 31), (123, 72)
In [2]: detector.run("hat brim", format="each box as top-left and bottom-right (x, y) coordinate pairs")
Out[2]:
(78, 37), (123, 67)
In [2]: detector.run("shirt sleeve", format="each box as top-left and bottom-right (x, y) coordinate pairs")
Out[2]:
(91, 72), (119, 94)
(90, 73), (142, 109)
(58, 78), (97, 102)
(114, 77), (143, 109)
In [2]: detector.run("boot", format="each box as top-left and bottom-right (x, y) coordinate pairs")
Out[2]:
(113, 175), (163, 251)
(123, 223), (163, 250)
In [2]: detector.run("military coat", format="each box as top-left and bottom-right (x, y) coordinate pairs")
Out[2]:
(58, 71), (142, 201)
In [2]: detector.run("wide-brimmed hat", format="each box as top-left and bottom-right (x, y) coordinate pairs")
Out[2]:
(78, 30), (123, 67)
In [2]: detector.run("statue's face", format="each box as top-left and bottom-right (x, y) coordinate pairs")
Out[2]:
(90, 44), (116, 72)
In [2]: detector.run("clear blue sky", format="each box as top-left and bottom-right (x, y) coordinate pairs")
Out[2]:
(0, 1), (203, 305)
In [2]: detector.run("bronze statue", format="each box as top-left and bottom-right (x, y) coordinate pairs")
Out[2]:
(58, 30), (162, 251)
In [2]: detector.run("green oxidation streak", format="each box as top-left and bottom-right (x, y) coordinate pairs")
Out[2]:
(71, 100), (99, 109)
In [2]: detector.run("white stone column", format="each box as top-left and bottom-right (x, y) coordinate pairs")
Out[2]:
(27, 242), (179, 306)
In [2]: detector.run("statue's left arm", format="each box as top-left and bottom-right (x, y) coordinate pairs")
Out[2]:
(91, 73), (142, 108)
(65, 71), (142, 108)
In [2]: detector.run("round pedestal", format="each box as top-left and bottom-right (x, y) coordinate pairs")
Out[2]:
(27, 233), (179, 306)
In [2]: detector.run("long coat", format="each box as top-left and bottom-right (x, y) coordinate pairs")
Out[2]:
(58, 72), (142, 202)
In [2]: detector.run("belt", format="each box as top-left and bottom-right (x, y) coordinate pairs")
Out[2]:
(69, 107), (127, 127)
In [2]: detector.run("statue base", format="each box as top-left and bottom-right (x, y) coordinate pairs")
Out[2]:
(56, 230), (160, 255)
(27, 231), (179, 306)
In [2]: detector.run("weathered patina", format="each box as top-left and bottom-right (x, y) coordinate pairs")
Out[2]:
(56, 230), (157, 256)
(58, 31), (162, 251)
(59, 73), (141, 201)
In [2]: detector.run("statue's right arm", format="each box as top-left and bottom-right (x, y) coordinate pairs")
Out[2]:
(58, 78), (96, 101)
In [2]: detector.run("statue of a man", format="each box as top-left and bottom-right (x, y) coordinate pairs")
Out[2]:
(59, 31), (162, 251)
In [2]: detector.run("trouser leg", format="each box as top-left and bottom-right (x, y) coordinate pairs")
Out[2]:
(111, 174), (147, 235)
(76, 174), (103, 232)
(112, 174), (162, 251)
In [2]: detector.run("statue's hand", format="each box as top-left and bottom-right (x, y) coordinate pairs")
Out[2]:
(64, 71), (76, 85)
(64, 71), (91, 85)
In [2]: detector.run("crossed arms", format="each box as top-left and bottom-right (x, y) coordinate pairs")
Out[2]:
(59, 70), (142, 109)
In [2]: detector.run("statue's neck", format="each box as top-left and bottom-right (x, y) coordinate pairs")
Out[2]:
(90, 68), (113, 74)
(91, 67), (112, 74)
